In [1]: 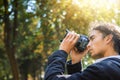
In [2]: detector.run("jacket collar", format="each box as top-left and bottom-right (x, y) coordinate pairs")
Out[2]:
(95, 55), (120, 63)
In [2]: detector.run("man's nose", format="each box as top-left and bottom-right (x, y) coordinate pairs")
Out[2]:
(87, 42), (91, 50)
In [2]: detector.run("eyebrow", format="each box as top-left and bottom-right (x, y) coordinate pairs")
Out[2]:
(89, 35), (94, 40)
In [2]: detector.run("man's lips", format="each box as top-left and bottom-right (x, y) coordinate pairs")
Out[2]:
(88, 49), (92, 53)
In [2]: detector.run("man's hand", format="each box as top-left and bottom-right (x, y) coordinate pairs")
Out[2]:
(59, 31), (79, 54)
(70, 48), (88, 64)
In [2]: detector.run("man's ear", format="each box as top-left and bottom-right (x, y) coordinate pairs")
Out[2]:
(105, 34), (113, 44)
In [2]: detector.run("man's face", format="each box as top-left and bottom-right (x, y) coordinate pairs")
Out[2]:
(87, 30), (107, 59)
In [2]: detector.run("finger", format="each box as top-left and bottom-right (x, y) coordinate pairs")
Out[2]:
(74, 47), (78, 52)
(68, 31), (76, 39)
(72, 34), (79, 45)
(69, 31), (77, 41)
(64, 31), (73, 39)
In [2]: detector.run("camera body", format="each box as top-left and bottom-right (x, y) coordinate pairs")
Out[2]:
(61, 29), (89, 52)
(75, 34), (89, 52)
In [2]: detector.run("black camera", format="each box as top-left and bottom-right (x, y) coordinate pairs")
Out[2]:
(60, 29), (89, 52)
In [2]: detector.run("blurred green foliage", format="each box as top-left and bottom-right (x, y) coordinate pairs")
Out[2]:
(0, 0), (120, 79)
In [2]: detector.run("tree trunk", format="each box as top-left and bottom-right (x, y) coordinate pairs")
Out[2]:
(3, 0), (19, 80)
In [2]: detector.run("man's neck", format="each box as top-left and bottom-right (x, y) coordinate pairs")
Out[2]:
(104, 48), (118, 57)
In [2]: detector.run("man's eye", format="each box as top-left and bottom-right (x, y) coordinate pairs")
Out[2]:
(91, 37), (95, 41)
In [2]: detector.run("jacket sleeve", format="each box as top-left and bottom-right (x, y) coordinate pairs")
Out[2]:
(44, 50), (106, 80)
(44, 50), (68, 80)
(67, 60), (82, 74)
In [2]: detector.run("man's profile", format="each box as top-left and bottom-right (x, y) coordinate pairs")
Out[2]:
(44, 22), (120, 80)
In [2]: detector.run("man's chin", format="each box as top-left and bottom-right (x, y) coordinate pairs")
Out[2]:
(91, 54), (101, 59)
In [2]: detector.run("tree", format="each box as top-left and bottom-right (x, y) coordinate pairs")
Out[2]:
(3, 0), (19, 79)
(0, 0), (120, 80)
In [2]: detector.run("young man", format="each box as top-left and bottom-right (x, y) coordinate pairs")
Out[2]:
(44, 22), (120, 80)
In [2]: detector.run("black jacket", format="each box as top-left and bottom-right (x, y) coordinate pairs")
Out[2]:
(44, 50), (120, 80)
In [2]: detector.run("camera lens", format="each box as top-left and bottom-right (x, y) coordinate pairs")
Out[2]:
(75, 35), (89, 52)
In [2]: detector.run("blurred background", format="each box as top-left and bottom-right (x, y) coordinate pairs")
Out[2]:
(0, 0), (120, 80)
